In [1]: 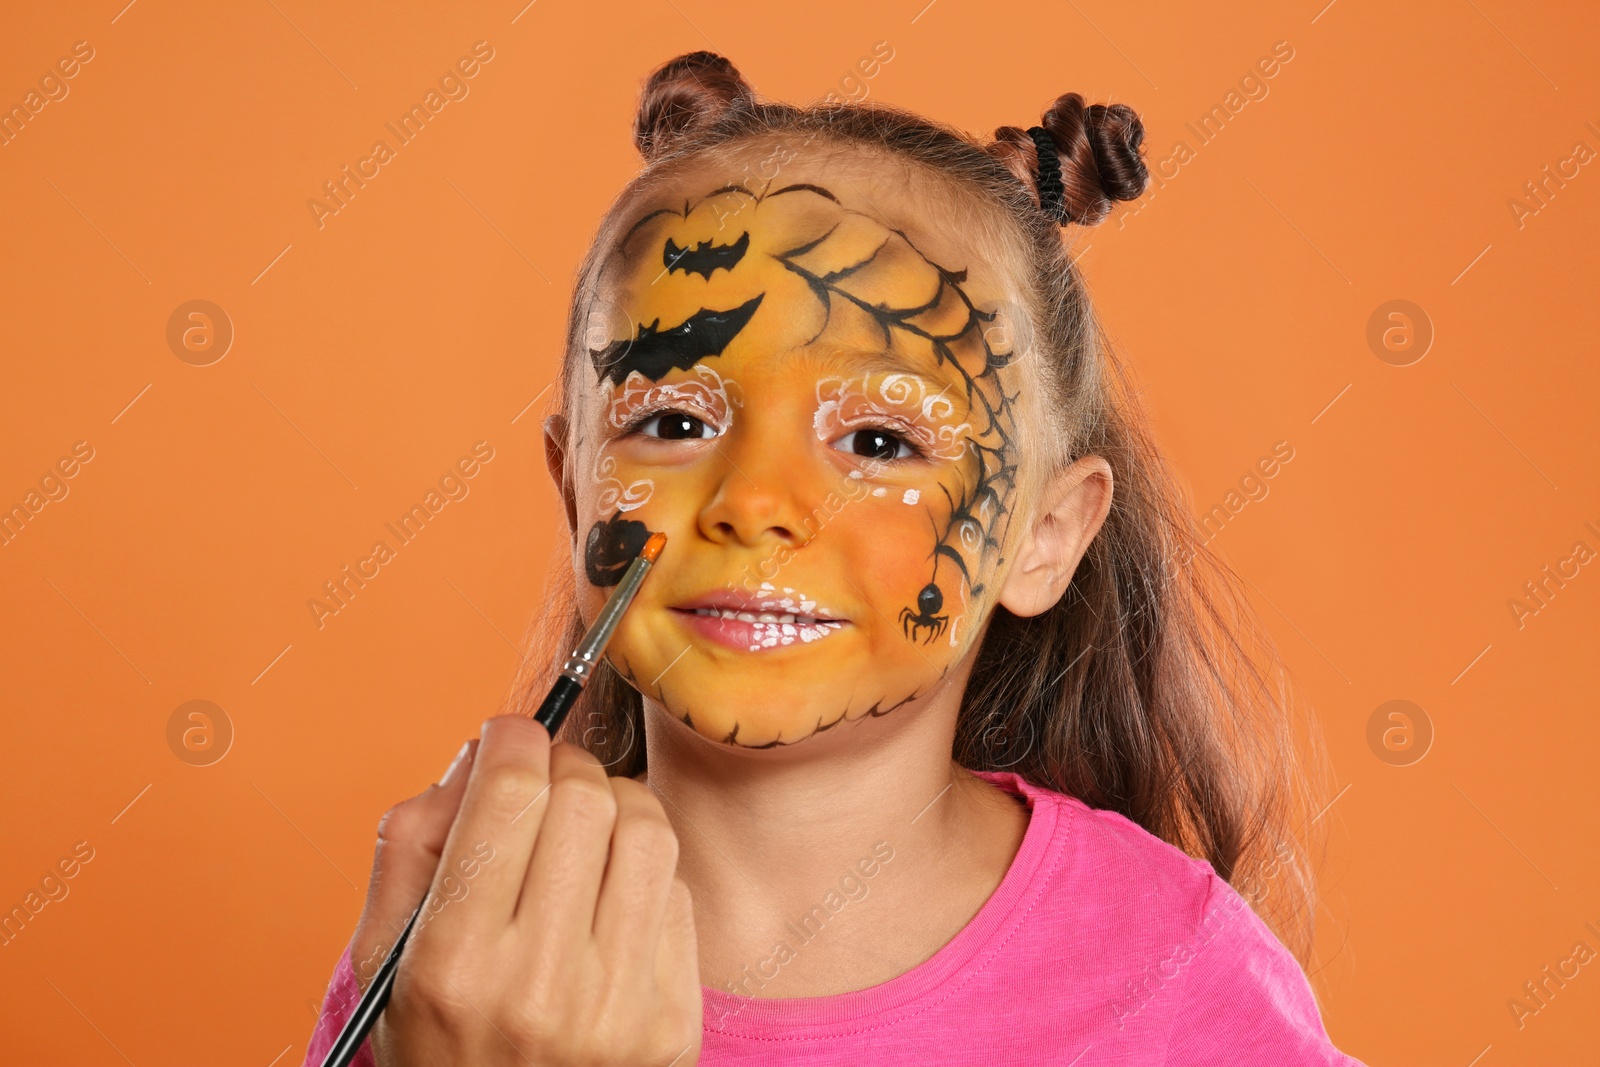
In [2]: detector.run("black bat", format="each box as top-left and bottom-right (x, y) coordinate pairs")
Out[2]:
(589, 293), (763, 386)
(663, 231), (749, 279)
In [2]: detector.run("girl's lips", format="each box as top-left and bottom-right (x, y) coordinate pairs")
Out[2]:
(669, 607), (849, 653)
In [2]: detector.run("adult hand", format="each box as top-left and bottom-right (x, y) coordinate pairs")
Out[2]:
(348, 714), (702, 1066)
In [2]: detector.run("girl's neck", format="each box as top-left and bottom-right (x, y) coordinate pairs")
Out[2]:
(635, 692), (1031, 998)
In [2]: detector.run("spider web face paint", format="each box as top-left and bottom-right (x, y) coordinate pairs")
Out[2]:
(765, 186), (1021, 648)
(571, 176), (1024, 749)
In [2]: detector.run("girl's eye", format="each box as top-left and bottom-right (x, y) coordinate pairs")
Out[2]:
(634, 411), (718, 440)
(831, 428), (917, 462)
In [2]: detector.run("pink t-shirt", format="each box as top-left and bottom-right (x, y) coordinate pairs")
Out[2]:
(304, 770), (1367, 1065)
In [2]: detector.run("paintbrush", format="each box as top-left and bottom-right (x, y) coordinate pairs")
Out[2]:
(319, 531), (667, 1067)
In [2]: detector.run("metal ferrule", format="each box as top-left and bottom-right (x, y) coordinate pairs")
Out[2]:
(558, 553), (654, 686)
(558, 652), (600, 685)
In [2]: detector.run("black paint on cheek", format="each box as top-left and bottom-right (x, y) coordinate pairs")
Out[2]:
(584, 512), (654, 587)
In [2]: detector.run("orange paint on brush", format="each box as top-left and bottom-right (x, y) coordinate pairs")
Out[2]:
(641, 531), (668, 563)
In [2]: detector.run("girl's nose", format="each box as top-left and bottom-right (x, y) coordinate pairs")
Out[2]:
(695, 417), (818, 550)
(696, 458), (812, 549)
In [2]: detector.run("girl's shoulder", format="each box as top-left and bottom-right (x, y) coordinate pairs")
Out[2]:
(974, 769), (1365, 1064)
(975, 767), (1283, 971)
(971, 768), (1222, 916)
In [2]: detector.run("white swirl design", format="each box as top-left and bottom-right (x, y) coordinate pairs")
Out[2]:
(814, 373), (971, 461)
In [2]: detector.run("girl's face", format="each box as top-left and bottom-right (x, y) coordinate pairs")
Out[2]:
(561, 151), (1030, 749)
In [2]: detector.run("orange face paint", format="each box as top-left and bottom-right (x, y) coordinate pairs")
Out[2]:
(567, 166), (1024, 748)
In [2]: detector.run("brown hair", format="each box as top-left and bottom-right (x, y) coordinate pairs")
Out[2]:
(511, 51), (1335, 966)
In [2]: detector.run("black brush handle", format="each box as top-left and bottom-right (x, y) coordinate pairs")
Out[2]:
(319, 672), (588, 1067)
(533, 674), (585, 735)
(319, 900), (421, 1067)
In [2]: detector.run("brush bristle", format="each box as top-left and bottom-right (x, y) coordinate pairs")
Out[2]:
(641, 531), (667, 563)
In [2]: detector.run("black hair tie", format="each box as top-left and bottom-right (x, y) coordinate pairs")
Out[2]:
(1026, 125), (1070, 225)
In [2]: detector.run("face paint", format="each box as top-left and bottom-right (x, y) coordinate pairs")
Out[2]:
(593, 450), (653, 513)
(664, 230), (749, 279)
(567, 164), (1023, 748)
(814, 373), (974, 463)
(605, 363), (739, 434)
(584, 512), (655, 587)
(590, 294), (764, 386)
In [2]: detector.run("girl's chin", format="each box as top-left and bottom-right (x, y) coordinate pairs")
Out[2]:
(656, 696), (856, 750)
(622, 652), (942, 747)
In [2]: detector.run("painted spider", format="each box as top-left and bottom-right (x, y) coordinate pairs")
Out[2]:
(900, 582), (949, 644)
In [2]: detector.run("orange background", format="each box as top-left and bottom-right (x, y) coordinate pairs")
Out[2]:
(2, 1), (1596, 1063)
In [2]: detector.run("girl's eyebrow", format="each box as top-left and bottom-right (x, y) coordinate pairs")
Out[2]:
(594, 343), (960, 405)
(810, 344), (956, 394)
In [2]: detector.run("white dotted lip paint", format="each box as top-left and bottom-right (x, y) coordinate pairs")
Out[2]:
(669, 587), (848, 653)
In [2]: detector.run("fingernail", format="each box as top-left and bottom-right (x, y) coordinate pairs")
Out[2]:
(439, 741), (473, 786)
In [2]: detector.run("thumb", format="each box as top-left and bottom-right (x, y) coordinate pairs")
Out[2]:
(349, 738), (478, 994)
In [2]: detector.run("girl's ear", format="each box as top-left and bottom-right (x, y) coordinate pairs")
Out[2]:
(996, 457), (1113, 618)
(542, 413), (579, 537)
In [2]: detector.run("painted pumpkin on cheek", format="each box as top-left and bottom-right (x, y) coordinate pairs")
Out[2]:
(570, 178), (1022, 748)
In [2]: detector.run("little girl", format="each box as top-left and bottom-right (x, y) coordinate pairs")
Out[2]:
(305, 51), (1366, 1066)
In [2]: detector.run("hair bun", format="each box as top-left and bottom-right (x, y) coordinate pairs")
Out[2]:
(634, 51), (756, 163)
(994, 93), (1149, 226)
